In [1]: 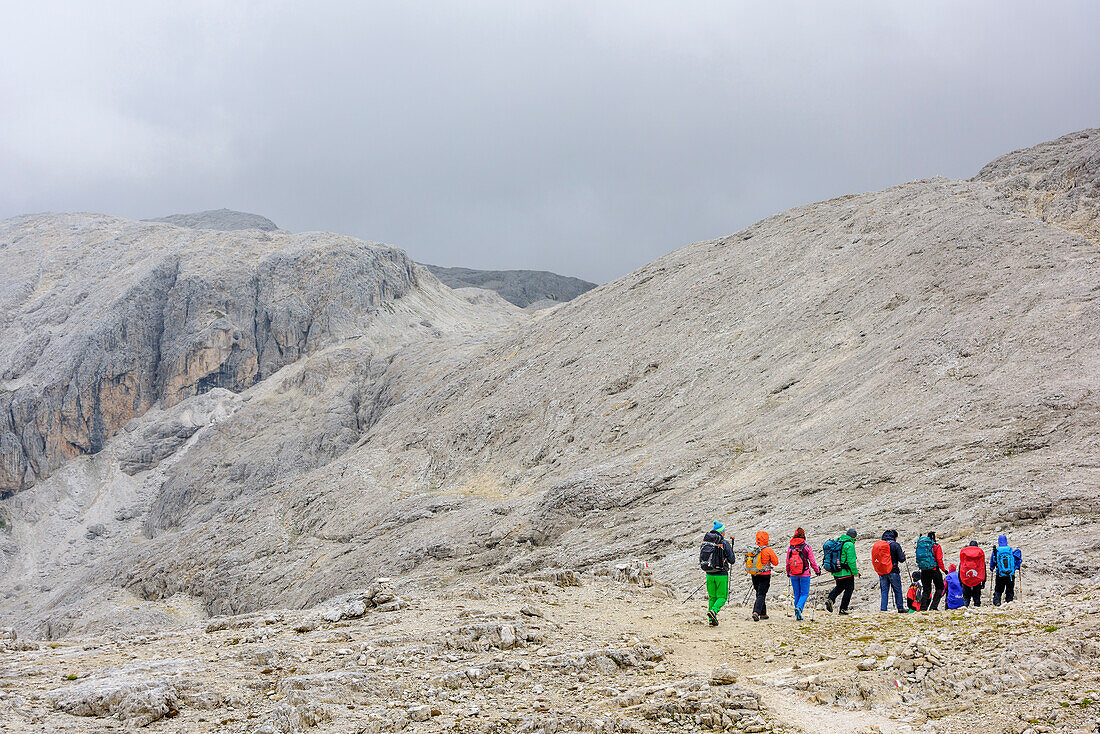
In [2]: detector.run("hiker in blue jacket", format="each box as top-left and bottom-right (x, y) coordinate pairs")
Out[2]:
(944, 564), (965, 609)
(990, 534), (1022, 605)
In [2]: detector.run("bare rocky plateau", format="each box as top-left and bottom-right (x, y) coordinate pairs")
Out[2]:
(1, 128), (1099, 733)
(2, 574), (1098, 733)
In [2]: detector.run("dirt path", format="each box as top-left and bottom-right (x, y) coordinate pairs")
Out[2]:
(754, 686), (911, 734)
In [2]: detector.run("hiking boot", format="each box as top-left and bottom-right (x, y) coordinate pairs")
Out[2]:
(752, 612), (760, 622)
(707, 611), (718, 626)
(760, 614), (769, 620)
(838, 610), (850, 616)
(794, 608), (803, 621)
(824, 600), (834, 613)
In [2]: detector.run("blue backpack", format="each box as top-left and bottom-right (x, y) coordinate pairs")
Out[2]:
(915, 536), (937, 570)
(995, 545), (1016, 576)
(821, 539), (843, 573)
(945, 572), (965, 609)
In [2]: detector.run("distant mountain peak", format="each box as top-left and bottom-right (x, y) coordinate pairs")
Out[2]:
(146, 209), (279, 232)
(424, 264), (597, 308)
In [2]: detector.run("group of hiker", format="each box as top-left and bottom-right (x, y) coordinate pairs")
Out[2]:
(699, 522), (1023, 626)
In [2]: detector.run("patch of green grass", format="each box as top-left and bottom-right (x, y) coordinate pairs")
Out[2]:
(1042, 625), (1059, 633)
(48, 643), (61, 649)
(64, 674), (78, 681)
(1081, 699), (1094, 707)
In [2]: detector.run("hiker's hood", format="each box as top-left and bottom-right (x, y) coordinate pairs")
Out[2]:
(839, 534), (855, 542)
(789, 536), (807, 546)
(998, 535), (1008, 547)
(881, 530), (897, 541)
(756, 531), (769, 546)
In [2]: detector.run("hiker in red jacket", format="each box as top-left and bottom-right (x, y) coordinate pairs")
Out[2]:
(906, 571), (922, 612)
(786, 527), (821, 621)
(916, 532), (948, 611)
(958, 541), (986, 607)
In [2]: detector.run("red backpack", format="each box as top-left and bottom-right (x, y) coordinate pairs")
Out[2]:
(786, 543), (808, 575)
(959, 546), (986, 587)
(871, 540), (894, 576)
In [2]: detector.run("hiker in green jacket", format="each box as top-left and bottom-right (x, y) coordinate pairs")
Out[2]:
(825, 528), (859, 614)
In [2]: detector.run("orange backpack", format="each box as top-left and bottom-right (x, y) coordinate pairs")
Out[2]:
(745, 546), (763, 575)
(871, 539), (894, 576)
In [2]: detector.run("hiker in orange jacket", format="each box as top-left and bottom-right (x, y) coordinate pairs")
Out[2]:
(747, 531), (780, 622)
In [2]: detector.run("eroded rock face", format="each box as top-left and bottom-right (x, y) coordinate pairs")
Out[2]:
(0, 214), (419, 495)
(974, 127), (1100, 244)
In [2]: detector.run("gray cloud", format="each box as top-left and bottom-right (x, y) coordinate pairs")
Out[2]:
(2, 1), (1099, 282)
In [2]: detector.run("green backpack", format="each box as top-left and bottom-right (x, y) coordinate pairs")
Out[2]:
(915, 536), (937, 570)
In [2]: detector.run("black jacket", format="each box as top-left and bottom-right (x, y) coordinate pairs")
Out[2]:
(882, 530), (906, 575)
(703, 531), (736, 574)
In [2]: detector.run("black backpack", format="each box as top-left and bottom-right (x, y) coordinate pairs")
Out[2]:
(699, 532), (727, 573)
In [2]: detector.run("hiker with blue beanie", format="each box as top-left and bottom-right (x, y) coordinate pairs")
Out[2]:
(699, 521), (736, 626)
(990, 534), (1022, 605)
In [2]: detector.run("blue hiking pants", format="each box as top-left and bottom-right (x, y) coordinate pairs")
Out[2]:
(879, 571), (904, 611)
(790, 576), (810, 613)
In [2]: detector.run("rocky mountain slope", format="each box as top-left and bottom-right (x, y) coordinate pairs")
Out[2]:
(0, 215), (525, 496)
(975, 127), (1099, 244)
(83, 154), (1099, 624)
(0, 130), (1098, 732)
(148, 210), (597, 308)
(425, 264), (597, 308)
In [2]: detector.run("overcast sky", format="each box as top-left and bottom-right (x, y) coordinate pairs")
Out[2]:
(2, 2), (1098, 283)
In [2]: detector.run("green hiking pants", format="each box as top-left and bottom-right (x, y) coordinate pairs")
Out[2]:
(706, 573), (729, 614)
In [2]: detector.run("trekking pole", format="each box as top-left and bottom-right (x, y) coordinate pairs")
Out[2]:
(681, 581), (706, 604)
